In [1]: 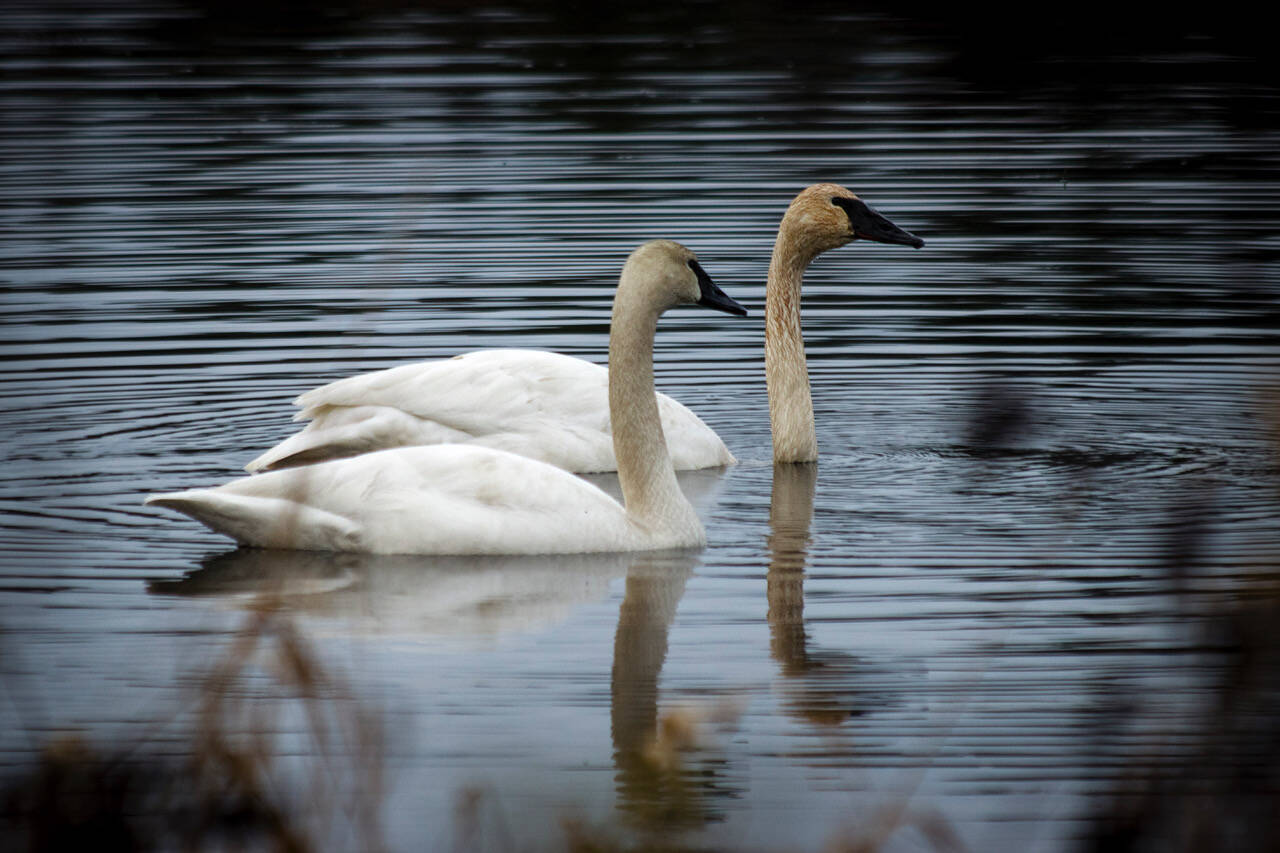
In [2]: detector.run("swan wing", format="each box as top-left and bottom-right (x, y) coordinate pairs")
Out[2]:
(246, 350), (734, 473)
(153, 445), (677, 555)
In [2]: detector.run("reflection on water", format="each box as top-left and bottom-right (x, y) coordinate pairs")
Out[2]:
(610, 552), (744, 834)
(152, 548), (635, 637)
(158, 546), (729, 841)
(767, 463), (886, 726)
(2, 1), (1279, 850)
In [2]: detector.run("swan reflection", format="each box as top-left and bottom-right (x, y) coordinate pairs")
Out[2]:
(610, 550), (742, 831)
(768, 463), (896, 725)
(151, 545), (739, 835)
(150, 548), (634, 637)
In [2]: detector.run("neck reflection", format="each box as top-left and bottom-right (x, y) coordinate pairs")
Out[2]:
(767, 462), (818, 675)
(610, 550), (738, 833)
(768, 462), (869, 726)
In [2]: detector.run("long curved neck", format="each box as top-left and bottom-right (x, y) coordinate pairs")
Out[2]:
(608, 293), (695, 530)
(765, 227), (818, 463)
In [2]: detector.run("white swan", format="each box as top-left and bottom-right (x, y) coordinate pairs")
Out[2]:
(245, 348), (734, 474)
(145, 240), (747, 555)
(244, 184), (922, 474)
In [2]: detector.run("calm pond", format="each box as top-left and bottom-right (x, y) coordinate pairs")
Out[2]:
(2, 3), (1278, 850)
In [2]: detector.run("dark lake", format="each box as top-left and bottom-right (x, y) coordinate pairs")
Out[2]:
(2, 2), (1278, 850)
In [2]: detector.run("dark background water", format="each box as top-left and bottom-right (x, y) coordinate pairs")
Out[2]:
(2, 2), (1278, 850)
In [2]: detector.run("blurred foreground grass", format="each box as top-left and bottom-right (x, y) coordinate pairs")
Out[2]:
(2, 602), (385, 852)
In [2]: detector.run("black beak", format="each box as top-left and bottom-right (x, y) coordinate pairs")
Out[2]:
(689, 259), (748, 316)
(834, 197), (925, 249)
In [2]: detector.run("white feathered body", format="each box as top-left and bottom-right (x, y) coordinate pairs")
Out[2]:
(148, 240), (741, 556)
(148, 444), (707, 555)
(245, 350), (734, 474)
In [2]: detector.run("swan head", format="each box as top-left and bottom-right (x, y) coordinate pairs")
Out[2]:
(781, 183), (924, 258)
(622, 240), (747, 317)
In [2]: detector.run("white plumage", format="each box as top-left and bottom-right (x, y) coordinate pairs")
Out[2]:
(148, 444), (662, 554)
(245, 349), (733, 474)
(146, 240), (747, 555)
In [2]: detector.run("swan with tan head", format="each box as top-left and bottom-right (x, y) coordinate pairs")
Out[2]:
(244, 184), (921, 474)
(765, 184), (923, 462)
(145, 241), (746, 555)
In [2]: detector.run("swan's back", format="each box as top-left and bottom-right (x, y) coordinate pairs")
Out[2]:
(246, 349), (733, 474)
(297, 350), (603, 427)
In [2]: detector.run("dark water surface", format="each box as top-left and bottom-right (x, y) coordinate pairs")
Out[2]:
(2, 2), (1279, 850)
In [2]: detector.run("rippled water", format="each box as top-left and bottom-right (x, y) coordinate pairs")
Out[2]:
(2, 2), (1279, 850)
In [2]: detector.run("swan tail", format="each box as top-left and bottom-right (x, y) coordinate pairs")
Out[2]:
(145, 489), (362, 551)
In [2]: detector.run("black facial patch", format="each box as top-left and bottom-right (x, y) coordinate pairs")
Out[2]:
(688, 258), (712, 286)
(831, 195), (870, 230)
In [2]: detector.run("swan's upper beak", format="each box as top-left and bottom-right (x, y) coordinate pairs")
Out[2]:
(838, 197), (925, 248)
(690, 259), (748, 317)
